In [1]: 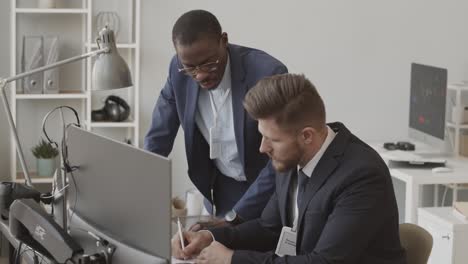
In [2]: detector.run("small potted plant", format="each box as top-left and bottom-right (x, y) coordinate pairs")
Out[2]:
(31, 139), (59, 177)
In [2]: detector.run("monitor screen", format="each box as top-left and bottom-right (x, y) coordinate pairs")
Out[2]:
(409, 63), (447, 149)
(65, 126), (171, 262)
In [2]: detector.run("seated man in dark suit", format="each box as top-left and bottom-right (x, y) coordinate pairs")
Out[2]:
(172, 73), (406, 264)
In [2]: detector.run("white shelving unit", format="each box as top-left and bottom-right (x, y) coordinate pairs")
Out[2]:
(9, 0), (140, 184)
(447, 83), (468, 155)
(15, 8), (89, 14)
(444, 83), (468, 202)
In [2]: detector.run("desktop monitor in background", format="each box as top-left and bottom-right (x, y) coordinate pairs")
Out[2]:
(409, 63), (448, 152)
(66, 126), (171, 263)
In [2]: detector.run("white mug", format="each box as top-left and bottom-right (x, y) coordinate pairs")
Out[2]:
(186, 188), (203, 216)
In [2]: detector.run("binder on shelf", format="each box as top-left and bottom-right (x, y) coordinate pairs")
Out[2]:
(43, 36), (59, 94)
(21, 35), (44, 94)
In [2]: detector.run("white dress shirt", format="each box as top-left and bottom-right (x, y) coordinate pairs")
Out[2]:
(194, 55), (246, 181)
(290, 126), (337, 230)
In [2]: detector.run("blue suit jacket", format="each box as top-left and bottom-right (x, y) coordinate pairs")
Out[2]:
(144, 44), (288, 220)
(211, 123), (406, 264)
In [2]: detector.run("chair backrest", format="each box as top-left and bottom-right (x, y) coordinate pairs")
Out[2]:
(399, 223), (433, 264)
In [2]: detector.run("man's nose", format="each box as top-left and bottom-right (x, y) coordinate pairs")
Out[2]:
(194, 71), (210, 82)
(259, 138), (270, 154)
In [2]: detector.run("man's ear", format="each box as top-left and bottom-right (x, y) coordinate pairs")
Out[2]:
(221, 32), (228, 46)
(301, 127), (315, 144)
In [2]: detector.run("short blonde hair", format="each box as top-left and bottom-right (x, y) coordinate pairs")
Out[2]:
(243, 73), (326, 131)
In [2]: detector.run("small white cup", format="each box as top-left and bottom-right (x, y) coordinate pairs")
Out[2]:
(452, 106), (468, 124)
(186, 188), (203, 216)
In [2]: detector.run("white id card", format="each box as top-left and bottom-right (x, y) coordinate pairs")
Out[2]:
(275, 226), (297, 257)
(209, 125), (222, 159)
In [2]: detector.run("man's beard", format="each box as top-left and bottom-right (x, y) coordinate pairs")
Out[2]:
(271, 148), (303, 173)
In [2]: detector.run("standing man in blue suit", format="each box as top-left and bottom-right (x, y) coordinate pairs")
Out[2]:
(144, 10), (288, 224)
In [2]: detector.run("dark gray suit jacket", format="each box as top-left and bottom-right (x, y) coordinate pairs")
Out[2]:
(211, 122), (406, 264)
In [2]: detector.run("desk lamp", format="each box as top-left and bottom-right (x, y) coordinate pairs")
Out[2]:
(0, 27), (131, 264)
(0, 26), (132, 187)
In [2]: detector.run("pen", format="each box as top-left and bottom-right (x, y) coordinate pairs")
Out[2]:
(177, 217), (185, 250)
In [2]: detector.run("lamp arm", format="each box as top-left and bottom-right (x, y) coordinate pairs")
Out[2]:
(0, 47), (109, 187)
(0, 80), (32, 187)
(6, 47), (109, 83)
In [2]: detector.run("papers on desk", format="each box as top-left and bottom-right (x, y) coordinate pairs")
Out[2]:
(171, 256), (195, 263)
(453, 202), (468, 221)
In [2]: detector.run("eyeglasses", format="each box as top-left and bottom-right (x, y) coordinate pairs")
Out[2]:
(178, 60), (220, 76)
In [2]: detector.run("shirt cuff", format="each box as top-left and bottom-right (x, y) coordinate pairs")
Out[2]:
(197, 229), (216, 242)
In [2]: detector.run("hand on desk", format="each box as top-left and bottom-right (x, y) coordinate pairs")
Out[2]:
(172, 230), (233, 264)
(171, 229), (213, 260)
(188, 218), (229, 232)
(197, 241), (233, 264)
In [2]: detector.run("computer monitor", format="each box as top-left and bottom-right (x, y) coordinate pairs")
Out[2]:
(408, 63), (448, 151)
(65, 126), (171, 263)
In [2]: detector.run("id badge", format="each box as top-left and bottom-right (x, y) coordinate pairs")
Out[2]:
(275, 226), (297, 257)
(209, 125), (222, 159)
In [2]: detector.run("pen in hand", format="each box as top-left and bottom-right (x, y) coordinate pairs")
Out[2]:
(177, 217), (186, 250)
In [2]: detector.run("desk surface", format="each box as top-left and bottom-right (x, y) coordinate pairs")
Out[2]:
(373, 143), (468, 223)
(0, 213), (168, 264)
(373, 144), (468, 184)
(0, 219), (51, 264)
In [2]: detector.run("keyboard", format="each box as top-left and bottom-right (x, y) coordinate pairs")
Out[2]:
(381, 150), (447, 165)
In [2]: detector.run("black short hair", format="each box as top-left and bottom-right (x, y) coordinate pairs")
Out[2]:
(172, 10), (222, 46)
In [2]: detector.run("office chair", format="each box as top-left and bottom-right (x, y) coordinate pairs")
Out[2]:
(399, 223), (433, 264)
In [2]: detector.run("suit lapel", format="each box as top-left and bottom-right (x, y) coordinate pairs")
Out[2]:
(296, 158), (338, 228)
(184, 80), (200, 161)
(228, 45), (247, 164)
(296, 123), (350, 234)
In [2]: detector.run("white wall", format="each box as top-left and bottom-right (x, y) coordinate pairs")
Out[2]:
(140, 0), (468, 198)
(2, 0), (468, 201)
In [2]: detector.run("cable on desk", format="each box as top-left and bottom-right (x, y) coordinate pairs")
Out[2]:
(13, 242), (51, 264)
(41, 106), (80, 220)
(61, 123), (80, 231)
(14, 242), (22, 264)
(40, 184), (70, 200)
(67, 170), (79, 232)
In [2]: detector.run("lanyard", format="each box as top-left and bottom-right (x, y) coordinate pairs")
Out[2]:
(208, 88), (231, 127)
(292, 188), (299, 232)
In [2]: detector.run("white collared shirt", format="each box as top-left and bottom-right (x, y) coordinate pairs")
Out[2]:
(194, 55), (246, 181)
(289, 126), (337, 229)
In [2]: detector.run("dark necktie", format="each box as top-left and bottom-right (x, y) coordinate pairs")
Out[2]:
(297, 169), (309, 207)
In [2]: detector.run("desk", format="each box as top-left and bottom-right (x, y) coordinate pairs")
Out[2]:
(0, 213), (167, 264)
(375, 146), (468, 223)
(0, 219), (51, 264)
(418, 207), (468, 264)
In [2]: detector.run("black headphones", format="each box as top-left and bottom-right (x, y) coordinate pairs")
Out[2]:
(92, 95), (130, 122)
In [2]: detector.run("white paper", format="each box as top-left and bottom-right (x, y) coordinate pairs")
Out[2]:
(171, 257), (196, 263)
